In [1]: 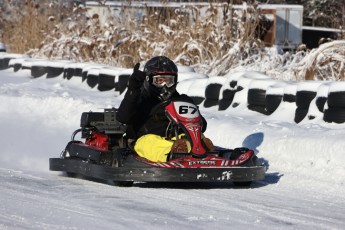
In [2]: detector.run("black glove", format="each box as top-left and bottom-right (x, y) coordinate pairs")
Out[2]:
(128, 63), (146, 90)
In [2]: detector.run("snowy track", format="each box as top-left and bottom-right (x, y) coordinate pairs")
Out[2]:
(1, 169), (344, 230)
(1, 69), (345, 229)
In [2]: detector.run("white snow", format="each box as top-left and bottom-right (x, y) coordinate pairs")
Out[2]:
(1, 67), (345, 229)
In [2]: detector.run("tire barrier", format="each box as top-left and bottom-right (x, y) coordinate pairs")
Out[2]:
(5, 55), (345, 124)
(324, 82), (345, 123)
(294, 81), (324, 123)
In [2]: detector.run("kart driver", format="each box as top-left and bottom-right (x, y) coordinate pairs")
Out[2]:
(116, 56), (214, 162)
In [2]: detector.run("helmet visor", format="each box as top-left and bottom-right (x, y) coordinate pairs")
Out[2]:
(152, 75), (176, 88)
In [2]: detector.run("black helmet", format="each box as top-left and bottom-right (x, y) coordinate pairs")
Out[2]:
(143, 56), (178, 101)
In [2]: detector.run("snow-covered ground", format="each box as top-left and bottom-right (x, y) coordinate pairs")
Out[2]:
(1, 67), (345, 229)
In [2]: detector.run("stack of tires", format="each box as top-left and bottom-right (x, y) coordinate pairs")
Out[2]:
(228, 72), (271, 110)
(203, 77), (227, 108)
(324, 82), (345, 123)
(31, 60), (48, 78)
(247, 79), (277, 115)
(265, 82), (287, 115)
(304, 83), (330, 121)
(294, 82), (324, 123)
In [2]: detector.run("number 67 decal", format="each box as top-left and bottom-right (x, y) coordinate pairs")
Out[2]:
(179, 105), (198, 114)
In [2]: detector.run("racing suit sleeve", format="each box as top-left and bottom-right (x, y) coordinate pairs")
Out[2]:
(116, 63), (146, 124)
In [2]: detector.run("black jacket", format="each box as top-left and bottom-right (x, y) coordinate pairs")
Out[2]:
(116, 87), (207, 139)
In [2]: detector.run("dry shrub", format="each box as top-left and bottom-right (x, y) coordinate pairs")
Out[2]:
(0, 0), (79, 53)
(25, 2), (267, 72)
(2, 1), (345, 81)
(293, 40), (345, 81)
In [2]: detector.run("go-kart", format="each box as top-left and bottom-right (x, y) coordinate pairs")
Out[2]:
(49, 99), (266, 187)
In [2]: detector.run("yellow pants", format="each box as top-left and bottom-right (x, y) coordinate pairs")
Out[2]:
(134, 134), (174, 162)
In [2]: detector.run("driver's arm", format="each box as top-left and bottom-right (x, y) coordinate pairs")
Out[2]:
(116, 63), (146, 124)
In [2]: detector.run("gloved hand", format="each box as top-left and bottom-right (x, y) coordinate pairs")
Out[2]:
(128, 63), (146, 90)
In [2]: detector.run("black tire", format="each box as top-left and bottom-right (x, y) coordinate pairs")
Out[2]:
(64, 67), (75, 79)
(0, 57), (11, 70)
(115, 74), (130, 94)
(31, 66), (47, 78)
(13, 63), (22, 72)
(205, 83), (222, 100)
(222, 89), (236, 101)
(219, 99), (231, 111)
(294, 107), (308, 123)
(204, 99), (219, 108)
(74, 68), (83, 77)
(296, 90), (316, 108)
(47, 66), (64, 78)
(86, 74), (98, 88)
(219, 89), (236, 110)
(266, 94), (283, 114)
(229, 80), (237, 88)
(82, 70), (88, 82)
(98, 74), (115, 91)
(324, 107), (345, 123)
(327, 91), (345, 108)
(283, 94), (296, 103)
(248, 89), (266, 106)
(247, 104), (267, 115)
(315, 97), (327, 112)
